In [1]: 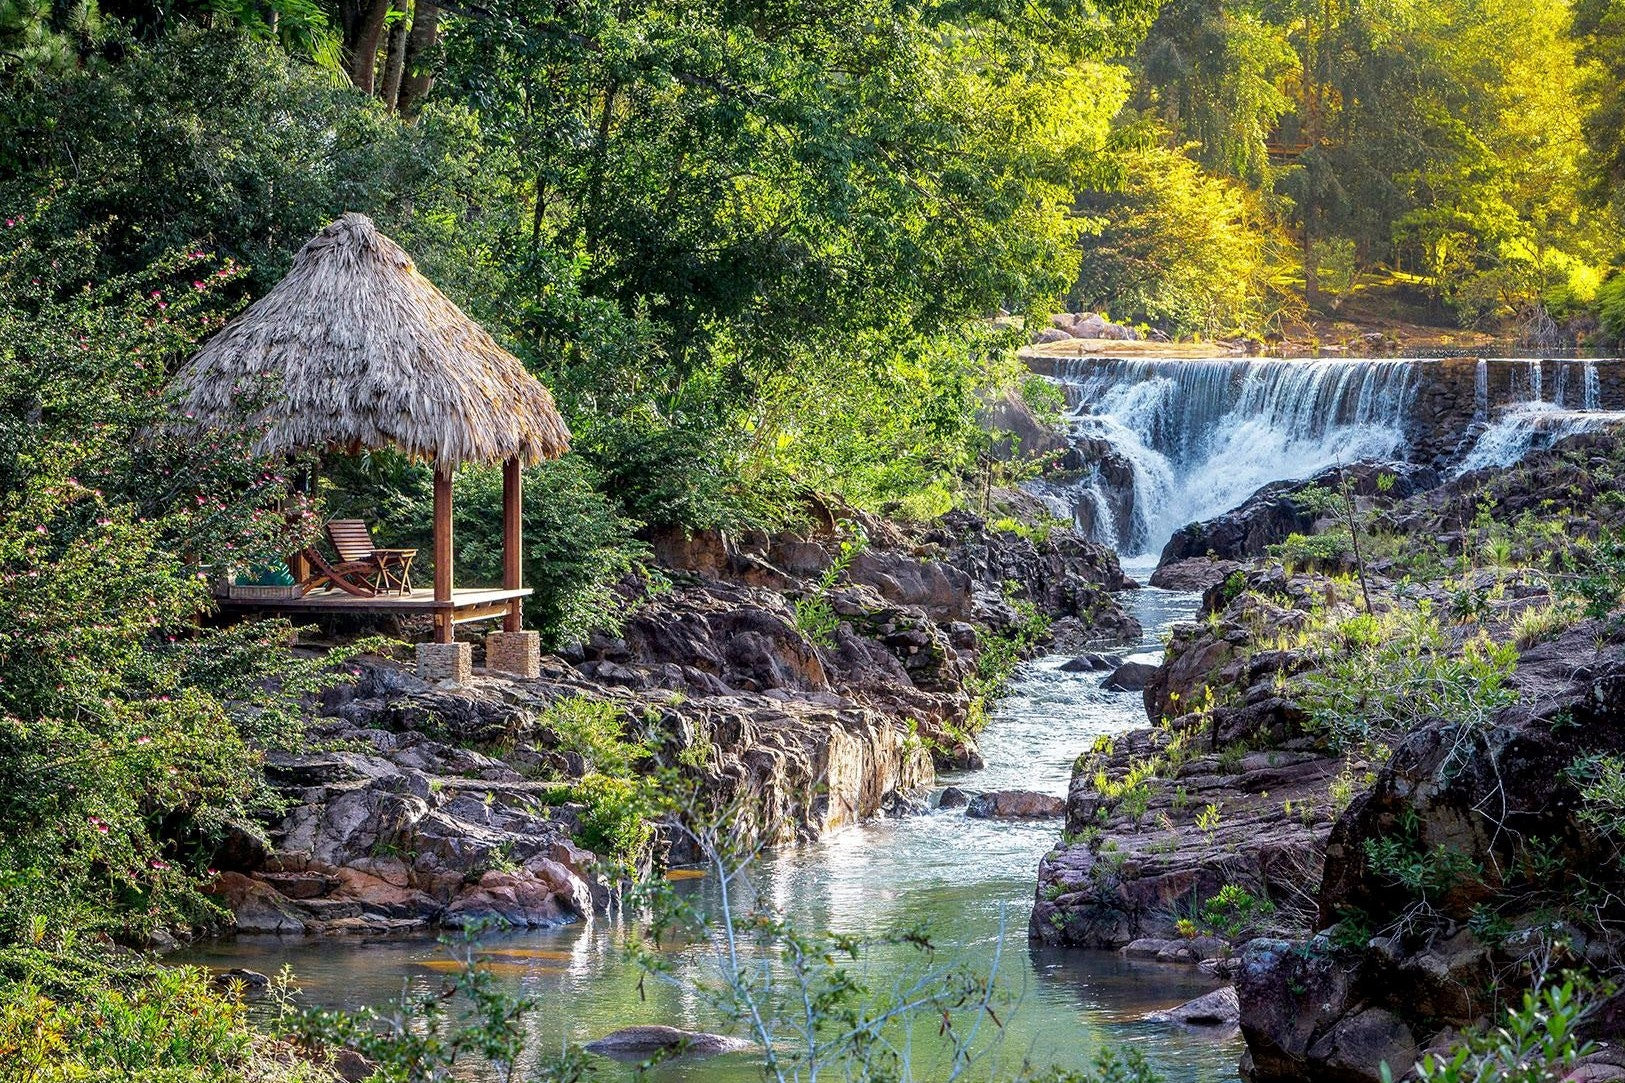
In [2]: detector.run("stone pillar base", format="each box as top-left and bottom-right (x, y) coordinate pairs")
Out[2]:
(485, 630), (541, 679)
(417, 641), (473, 684)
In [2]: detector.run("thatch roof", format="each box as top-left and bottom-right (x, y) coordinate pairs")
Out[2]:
(173, 213), (570, 472)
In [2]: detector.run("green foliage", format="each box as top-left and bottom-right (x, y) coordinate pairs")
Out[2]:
(1570, 529), (1625, 620)
(1268, 531), (1350, 568)
(1199, 884), (1276, 936)
(0, 225), (354, 945)
(539, 696), (649, 781)
(1363, 812), (1484, 903)
(1073, 140), (1301, 337)
(1401, 979), (1595, 1083)
(0, 964), (330, 1083)
(1597, 273), (1625, 343)
(1566, 755), (1625, 845)
(1299, 603), (1518, 758)
(972, 588), (1054, 701)
(559, 775), (654, 862)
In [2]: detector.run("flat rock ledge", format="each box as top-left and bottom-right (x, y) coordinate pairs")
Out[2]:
(1030, 724), (1339, 953)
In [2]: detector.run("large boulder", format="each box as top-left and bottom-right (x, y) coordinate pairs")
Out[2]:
(1150, 986), (1240, 1027)
(1102, 661), (1158, 693)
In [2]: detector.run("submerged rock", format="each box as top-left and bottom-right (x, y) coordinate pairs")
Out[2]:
(1149, 986), (1240, 1028)
(966, 790), (1065, 819)
(584, 1025), (753, 1060)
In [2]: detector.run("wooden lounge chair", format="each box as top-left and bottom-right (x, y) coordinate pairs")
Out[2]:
(325, 519), (417, 593)
(299, 546), (378, 597)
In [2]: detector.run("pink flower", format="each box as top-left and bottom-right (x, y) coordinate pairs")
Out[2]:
(193, 281), (205, 291)
(150, 859), (170, 870)
(134, 736), (151, 745)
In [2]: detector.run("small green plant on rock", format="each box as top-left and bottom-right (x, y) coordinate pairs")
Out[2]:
(1119, 783), (1153, 831)
(1199, 884), (1275, 937)
(794, 527), (868, 649)
(541, 695), (651, 779)
(1195, 802), (1222, 846)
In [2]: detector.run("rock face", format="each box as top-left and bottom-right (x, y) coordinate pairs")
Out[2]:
(216, 507), (1136, 935)
(1237, 626), (1625, 1082)
(1032, 566), (1351, 956)
(209, 711), (601, 935)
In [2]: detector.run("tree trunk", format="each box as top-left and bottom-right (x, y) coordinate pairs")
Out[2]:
(339, 0), (391, 94)
(397, 1), (441, 117)
(1304, 219), (1319, 311)
(380, 6), (410, 111)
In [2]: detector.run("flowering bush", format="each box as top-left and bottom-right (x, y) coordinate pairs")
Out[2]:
(0, 218), (344, 946)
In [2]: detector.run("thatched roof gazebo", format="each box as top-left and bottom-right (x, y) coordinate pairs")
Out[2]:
(175, 213), (570, 679)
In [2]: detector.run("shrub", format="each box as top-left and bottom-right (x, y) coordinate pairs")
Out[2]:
(1199, 884), (1275, 936)
(1299, 603), (1518, 758)
(0, 965), (329, 1083)
(539, 696), (650, 780)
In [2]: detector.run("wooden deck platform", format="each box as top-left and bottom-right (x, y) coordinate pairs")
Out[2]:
(218, 587), (531, 626)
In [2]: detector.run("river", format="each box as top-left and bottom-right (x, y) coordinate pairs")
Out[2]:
(180, 559), (1241, 1080)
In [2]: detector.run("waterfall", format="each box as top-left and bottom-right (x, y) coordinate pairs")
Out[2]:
(1456, 359), (1618, 473)
(1036, 355), (1623, 557)
(1456, 403), (1625, 474)
(1042, 358), (1419, 556)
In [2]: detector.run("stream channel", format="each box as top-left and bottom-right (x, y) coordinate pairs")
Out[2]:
(181, 557), (1241, 1080)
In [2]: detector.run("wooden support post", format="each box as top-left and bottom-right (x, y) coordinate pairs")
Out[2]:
(502, 457), (523, 632)
(433, 467), (454, 643)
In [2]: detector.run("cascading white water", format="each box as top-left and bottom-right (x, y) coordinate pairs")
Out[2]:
(1037, 355), (1621, 557)
(1041, 358), (1419, 556)
(1455, 403), (1625, 474)
(1456, 359), (1615, 473)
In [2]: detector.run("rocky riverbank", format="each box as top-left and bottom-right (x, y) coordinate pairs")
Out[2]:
(1032, 432), (1625, 1081)
(207, 507), (1137, 938)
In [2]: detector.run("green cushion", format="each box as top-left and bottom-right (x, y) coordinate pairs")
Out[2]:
(235, 561), (295, 586)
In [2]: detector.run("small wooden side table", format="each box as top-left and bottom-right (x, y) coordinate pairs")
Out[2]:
(372, 548), (418, 594)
